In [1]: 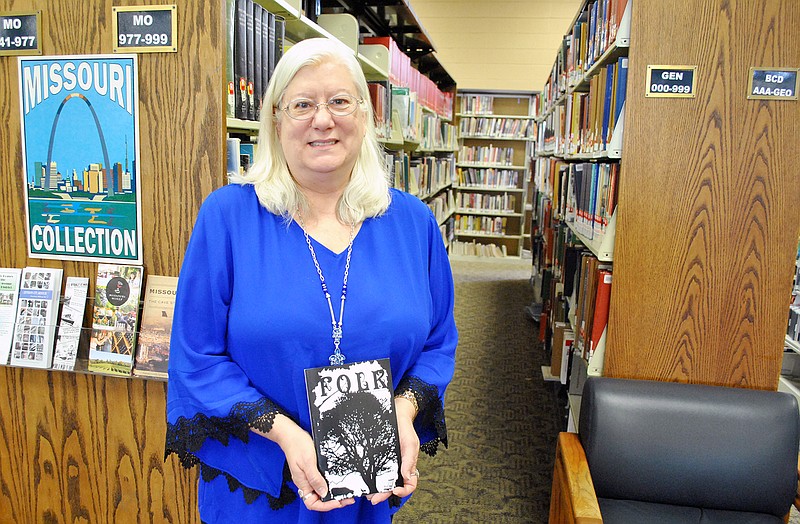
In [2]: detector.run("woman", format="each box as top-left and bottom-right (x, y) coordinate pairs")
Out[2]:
(165, 38), (457, 523)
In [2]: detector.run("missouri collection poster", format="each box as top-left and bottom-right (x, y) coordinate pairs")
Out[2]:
(17, 54), (142, 264)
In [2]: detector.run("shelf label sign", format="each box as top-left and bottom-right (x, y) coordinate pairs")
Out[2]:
(0, 11), (41, 56)
(646, 65), (696, 98)
(748, 68), (798, 100)
(113, 5), (176, 53)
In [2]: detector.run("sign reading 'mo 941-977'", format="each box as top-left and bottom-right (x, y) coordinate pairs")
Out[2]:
(0, 11), (41, 56)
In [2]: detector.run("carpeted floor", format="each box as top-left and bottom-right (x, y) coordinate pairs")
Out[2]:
(395, 258), (566, 524)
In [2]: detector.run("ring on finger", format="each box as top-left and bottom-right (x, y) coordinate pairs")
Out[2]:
(411, 468), (420, 478)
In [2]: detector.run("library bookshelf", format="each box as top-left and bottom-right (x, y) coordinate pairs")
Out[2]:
(533, 0), (800, 431)
(454, 91), (536, 258)
(0, 0), (454, 520)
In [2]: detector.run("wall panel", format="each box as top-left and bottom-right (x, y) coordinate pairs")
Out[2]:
(0, 0), (224, 520)
(605, 0), (800, 388)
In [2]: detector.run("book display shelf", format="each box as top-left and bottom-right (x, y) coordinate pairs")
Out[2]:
(453, 91), (536, 258)
(532, 0), (800, 434)
(0, 0), (454, 521)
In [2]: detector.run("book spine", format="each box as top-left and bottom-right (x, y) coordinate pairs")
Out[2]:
(225, 0), (236, 118)
(234, 0), (248, 119)
(253, 2), (263, 122)
(245, 0), (255, 120)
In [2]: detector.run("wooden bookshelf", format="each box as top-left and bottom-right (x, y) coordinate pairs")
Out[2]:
(534, 0), (800, 403)
(454, 91), (536, 258)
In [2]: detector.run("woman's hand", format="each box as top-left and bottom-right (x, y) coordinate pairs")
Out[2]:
(368, 397), (420, 505)
(264, 415), (355, 512)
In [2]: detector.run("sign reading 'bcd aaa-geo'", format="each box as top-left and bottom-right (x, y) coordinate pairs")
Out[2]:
(748, 68), (798, 100)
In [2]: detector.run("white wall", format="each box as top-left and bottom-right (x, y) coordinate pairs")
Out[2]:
(409, 0), (583, 91)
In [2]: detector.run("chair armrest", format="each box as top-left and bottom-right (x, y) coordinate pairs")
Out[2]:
(794, 457), (800, 511)
(549, 432), (603, 524)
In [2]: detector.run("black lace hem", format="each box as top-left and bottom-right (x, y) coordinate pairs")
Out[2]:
(200, 462), (297, 509)
(395, 375), (448, 456)
(164, 396), (293, 507)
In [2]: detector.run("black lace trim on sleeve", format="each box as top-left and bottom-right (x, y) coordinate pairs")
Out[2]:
(395, 375), (448, 456)
(164, 396), (295, 508)
(200, 461), (297, 509)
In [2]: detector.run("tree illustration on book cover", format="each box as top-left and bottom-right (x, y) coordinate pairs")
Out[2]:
(304, 358), (403, 501)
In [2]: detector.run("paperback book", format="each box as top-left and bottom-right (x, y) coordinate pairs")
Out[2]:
(10, 267), (64, 369)
(132, 275), (178, 379)
(88, 264), (143, 376)
(304, 358), (403, 501)
(0, 268), (23, 365)
(52, 277), (90, 371)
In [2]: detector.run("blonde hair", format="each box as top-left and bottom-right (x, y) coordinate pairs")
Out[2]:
(230, 38), (391, 223)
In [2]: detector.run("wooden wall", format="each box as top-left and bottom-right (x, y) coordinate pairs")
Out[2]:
(0, 0), (224, 520)
(606, 0), (800, 388)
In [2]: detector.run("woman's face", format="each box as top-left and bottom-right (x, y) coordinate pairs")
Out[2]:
(277, 60), (366, 190)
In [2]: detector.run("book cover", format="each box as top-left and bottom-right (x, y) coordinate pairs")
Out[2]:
(132, 275), (178, 379)
(0, 268), (23, 365)
(10, 267), (63, 369)
(88, 264), (143, 376)
(51, 277), (89, 371)
(304, 358), (403, 501)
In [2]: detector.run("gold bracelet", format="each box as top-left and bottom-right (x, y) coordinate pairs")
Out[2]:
(395, 390), (419, 417)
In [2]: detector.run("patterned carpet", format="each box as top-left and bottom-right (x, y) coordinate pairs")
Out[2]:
(395, 258), (566, 524)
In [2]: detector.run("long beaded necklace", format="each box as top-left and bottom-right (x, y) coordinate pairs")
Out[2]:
(296, 212), (355, 366)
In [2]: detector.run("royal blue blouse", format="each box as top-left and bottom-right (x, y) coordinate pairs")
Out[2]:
(165, 184), (457, 523)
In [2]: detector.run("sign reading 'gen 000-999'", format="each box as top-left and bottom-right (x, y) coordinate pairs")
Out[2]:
(17, 55), (143, 264)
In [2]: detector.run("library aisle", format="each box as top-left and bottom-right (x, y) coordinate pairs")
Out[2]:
(396, 258), (565, 523)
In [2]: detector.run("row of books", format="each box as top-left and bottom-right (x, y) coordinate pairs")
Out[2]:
(568, 0), (629, 86)
(545, 245), (613, 363)
(226, 0), (285, 121)
(459, 117), (535, 139)
(451, 239), (508, 258)
(368, 82), (391, 139)
(426, 190), (456, 227)
(563, 162), (620, 241)
(459, 94), (494, 115)
(454, 215), (511, 236)
(456, 192), (518, 214)
(457, 145), (516, 166)
(0, 265), (176, 379)
(420, 112), (458, 151)
(363, 36), (454, 120)
(456, 168), (520, 189)
(542, 0), (630, 108)
(386, 151), (455, 199)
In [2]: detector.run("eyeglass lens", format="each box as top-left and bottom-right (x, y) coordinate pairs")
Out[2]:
(284, 95), (359, 119)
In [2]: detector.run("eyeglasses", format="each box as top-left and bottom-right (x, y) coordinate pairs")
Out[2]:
(280, 94), (364, 120)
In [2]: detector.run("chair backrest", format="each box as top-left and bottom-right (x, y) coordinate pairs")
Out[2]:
(579, 377), (800, 516)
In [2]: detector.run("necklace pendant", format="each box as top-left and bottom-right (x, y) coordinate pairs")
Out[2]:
(329, 350), (346, 366)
